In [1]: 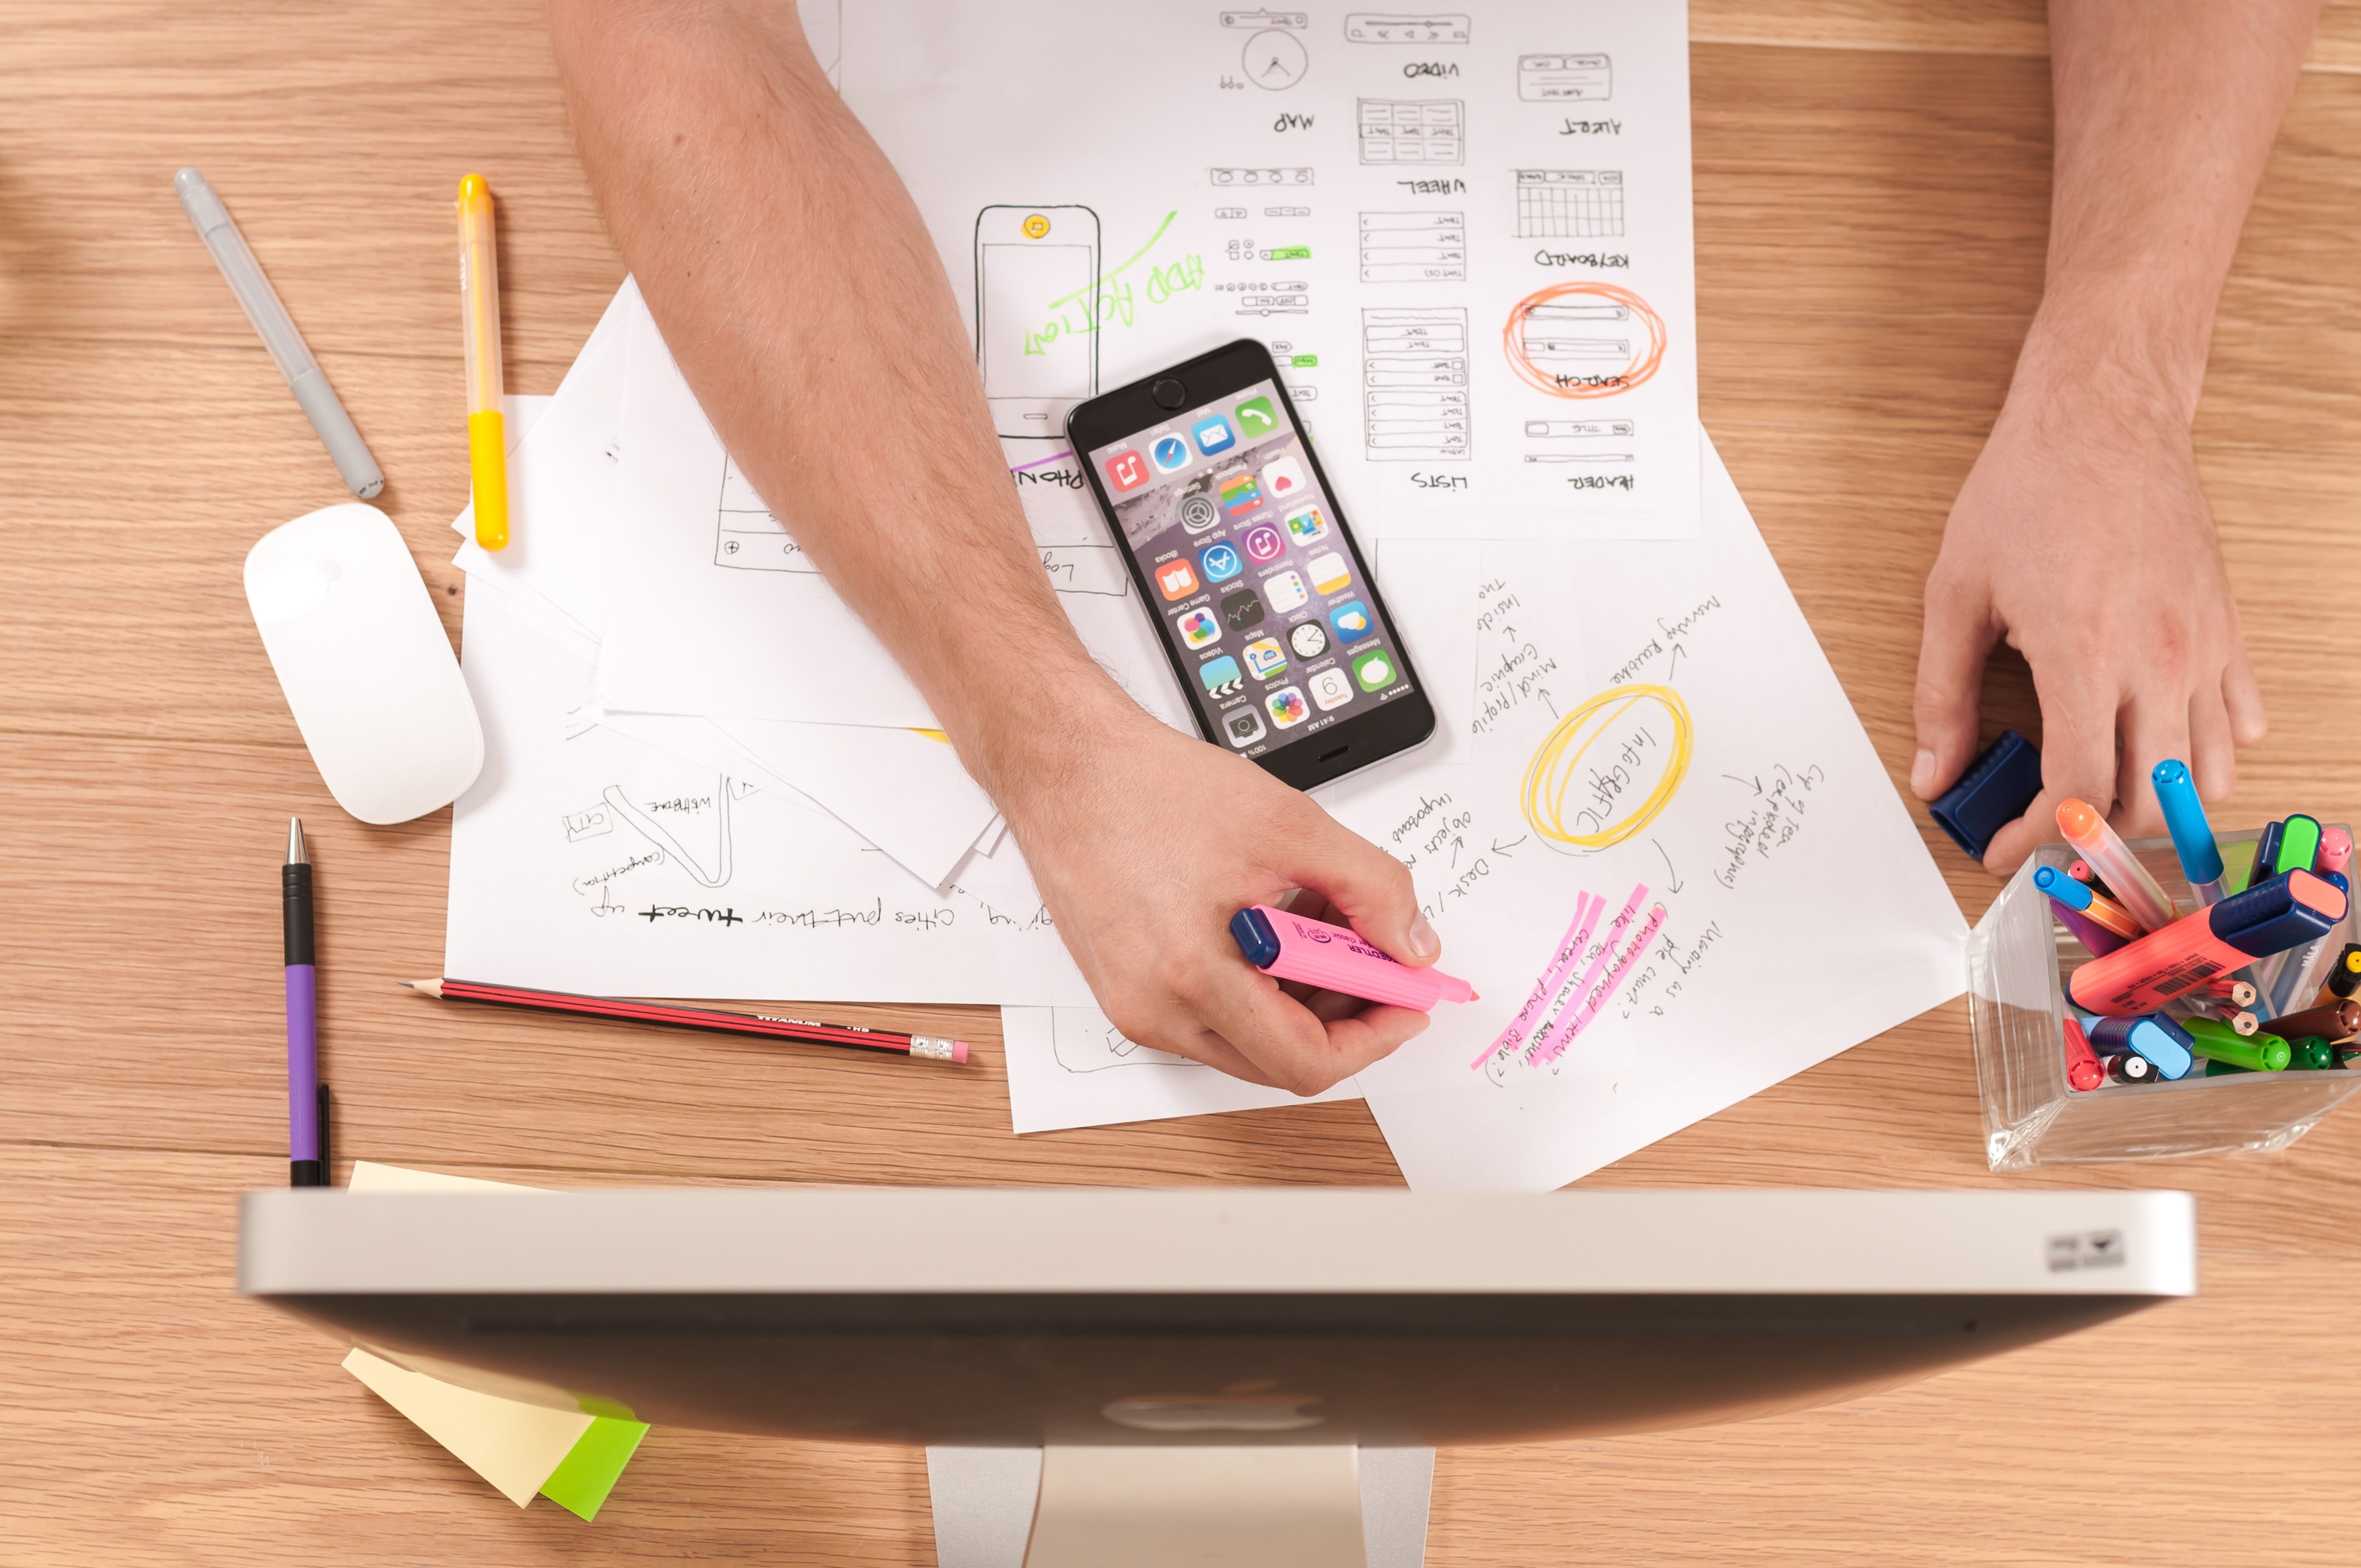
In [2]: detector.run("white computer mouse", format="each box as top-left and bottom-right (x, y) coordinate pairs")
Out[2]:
(244, 502), (483, 825)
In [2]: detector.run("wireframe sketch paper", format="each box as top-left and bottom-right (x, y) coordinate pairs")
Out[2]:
(590, 296), (1195, 731)
(838, 0), (1699, 539)
(1325, 436), (1969, 1190)
(1002, 1005), (1362, 1134)
(446, 579), (1092, 1006)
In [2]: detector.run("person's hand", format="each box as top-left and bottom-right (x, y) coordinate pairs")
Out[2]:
(1912, 353), (2267, 873)
(992, 694), (1437, 1093)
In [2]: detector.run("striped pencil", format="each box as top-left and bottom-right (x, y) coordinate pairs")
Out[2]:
(401, 979), (969, 1064)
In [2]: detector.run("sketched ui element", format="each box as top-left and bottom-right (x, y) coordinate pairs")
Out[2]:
(1515, 169), (1624, 239)
(1344, 13), (1470, 44)
(974, 206), (1101, 440)
(1221, 9), (1309, 90)
(1359, 211), (1466, 283)
(599, 777), (736, 889)
(1363, 307), (1470, 461)
(1356, 99), (1465, 164)
(1519, 53), (1611, 101)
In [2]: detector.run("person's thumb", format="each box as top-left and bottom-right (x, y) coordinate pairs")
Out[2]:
(1912, 568), (2001, 801)
(1276, 809), (1439, 967)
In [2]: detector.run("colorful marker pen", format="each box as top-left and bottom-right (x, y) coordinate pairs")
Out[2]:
(2050, 898), (2129, 958)
(2259, 998), (2361, 1044)
(2150, 760), (2225, 908)
(2056, 798), (2180, 933)
(2275, 815), (2323, 877)
(2110, 1051), (2159, 1085)
(2287, 1036), (2337, 1071)
(2322, 944), (2361, 1002)
(2061, 1015), (2105, 1092)
(2087, 1013), (2196, 1080)
(2183, 1016), (2289, 1072)
(1230, 905), (1476, 1011)
(2067, 870), (2347, 1017)
(2034, 866), (2143, 939)
(2266, 864), (2351, 1017)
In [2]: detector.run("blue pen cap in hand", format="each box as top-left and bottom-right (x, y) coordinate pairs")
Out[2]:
(2149, 760), (2223, 886)
(1929, 730), (2043, 861)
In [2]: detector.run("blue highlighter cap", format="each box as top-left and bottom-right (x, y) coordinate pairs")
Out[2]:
(2034, 865), (2092, 911)
(2150, 760), (2223, 886)
(1929, 730), (2043, 861)
(1229, 907), (1282, 968)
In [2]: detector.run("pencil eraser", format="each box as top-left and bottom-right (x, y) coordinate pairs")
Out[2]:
(1929, 730), (2043, 861)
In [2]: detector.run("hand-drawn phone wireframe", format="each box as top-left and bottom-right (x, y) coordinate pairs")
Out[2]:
(974, 206), (1101, 440)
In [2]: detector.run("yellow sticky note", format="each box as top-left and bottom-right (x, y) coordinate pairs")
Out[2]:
(340, 1162), (644, 1516)
(345, 1347), (594, 1506)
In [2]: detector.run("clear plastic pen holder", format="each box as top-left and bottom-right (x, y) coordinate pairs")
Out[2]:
(1968, 828), (2361, 1169)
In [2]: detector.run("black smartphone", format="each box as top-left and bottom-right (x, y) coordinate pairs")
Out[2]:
(1068, 339), (1436, 791)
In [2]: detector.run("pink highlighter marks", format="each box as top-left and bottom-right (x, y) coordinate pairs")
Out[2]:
(1231, 905), (1476, 1011)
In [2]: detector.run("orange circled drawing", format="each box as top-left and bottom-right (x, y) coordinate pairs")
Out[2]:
(1502, 282), (1667, 400)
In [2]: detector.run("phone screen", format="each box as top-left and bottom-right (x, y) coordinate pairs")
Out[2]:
(1084, 378), (1420, 763)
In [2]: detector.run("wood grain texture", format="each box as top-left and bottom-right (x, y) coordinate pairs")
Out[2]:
(3, 3), (2360, 1564)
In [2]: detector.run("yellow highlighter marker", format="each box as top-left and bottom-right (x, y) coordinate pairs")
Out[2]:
(457, 174), (508, 550)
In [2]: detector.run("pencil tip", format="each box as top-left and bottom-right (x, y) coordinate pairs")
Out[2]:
(397, 980), (417, 990)
(286, 816), (307, 865)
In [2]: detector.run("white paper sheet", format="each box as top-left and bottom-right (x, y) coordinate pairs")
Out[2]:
(1325, 436), (1967, 1190)
(593, 296), (1194, 731)
(446, 579), (1092, 1005)
(1001, 1005), (1362, 1134)
(839, 0), (1700, 539)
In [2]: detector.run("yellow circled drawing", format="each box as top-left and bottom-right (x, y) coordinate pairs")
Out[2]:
(1021, 213), (1052, 239)
(1520, 684), (1694, 851)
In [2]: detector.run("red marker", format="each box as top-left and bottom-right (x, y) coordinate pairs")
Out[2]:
(2062, 1016), (2105, 1092)
(2068, 870), (2346, 1017)
(1230, 905), (1476, 1009)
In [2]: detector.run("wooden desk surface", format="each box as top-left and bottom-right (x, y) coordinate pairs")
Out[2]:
(7, 3), (2361, 1562)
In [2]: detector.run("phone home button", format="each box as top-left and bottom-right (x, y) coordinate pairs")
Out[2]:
(1152, 378), (1188, 410)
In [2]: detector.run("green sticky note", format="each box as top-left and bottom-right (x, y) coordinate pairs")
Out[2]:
(538, 1417), (649, 1521)
(1269, 245), (1310, 260)
(1290, 354), (1319, 368)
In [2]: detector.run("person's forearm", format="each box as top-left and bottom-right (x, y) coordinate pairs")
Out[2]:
(2027, 0), (2318, 414)
(548, 0), (1130, 804)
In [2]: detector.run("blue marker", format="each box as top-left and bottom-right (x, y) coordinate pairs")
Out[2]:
(2036, 865), (2094, 911)
(2152, 760), (2225, 907)
(2087, 1013), (2197, 1081)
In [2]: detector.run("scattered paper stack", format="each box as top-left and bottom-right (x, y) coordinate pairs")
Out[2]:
(441, 0), (1970, 1187)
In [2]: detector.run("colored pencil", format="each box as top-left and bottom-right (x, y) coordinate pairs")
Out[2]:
(401, 978), (970, 1063)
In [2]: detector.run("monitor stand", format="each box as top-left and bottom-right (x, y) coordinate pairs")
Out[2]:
(927, 1445), (1433, 1568)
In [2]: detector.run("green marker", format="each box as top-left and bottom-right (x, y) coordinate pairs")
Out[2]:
(2183, 1015), (2289, 1071)
(2275, 815), (2323, 876)
(2287, 1035), (2337, 1071)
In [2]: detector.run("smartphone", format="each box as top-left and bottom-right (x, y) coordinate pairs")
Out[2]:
(1068, 339), (1435, 790)
(974, 206), (1100, 439)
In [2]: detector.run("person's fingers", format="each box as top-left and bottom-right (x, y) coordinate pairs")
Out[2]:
(1912, 568), (2001, 800)
(1979, 672), (2120, 873)
(2223, 646), (2269, 748)
(1194, 959), (1426, 1096)
(2110, 686), (2194, 841)
(2187, 681), (2238, 805)
(1271, 808), (1437, 966)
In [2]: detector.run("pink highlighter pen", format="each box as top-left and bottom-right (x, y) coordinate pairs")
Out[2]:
(1230, 905), (1477, 1010)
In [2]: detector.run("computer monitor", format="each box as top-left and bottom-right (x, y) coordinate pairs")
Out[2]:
(242, 1187), (2193, 1568)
